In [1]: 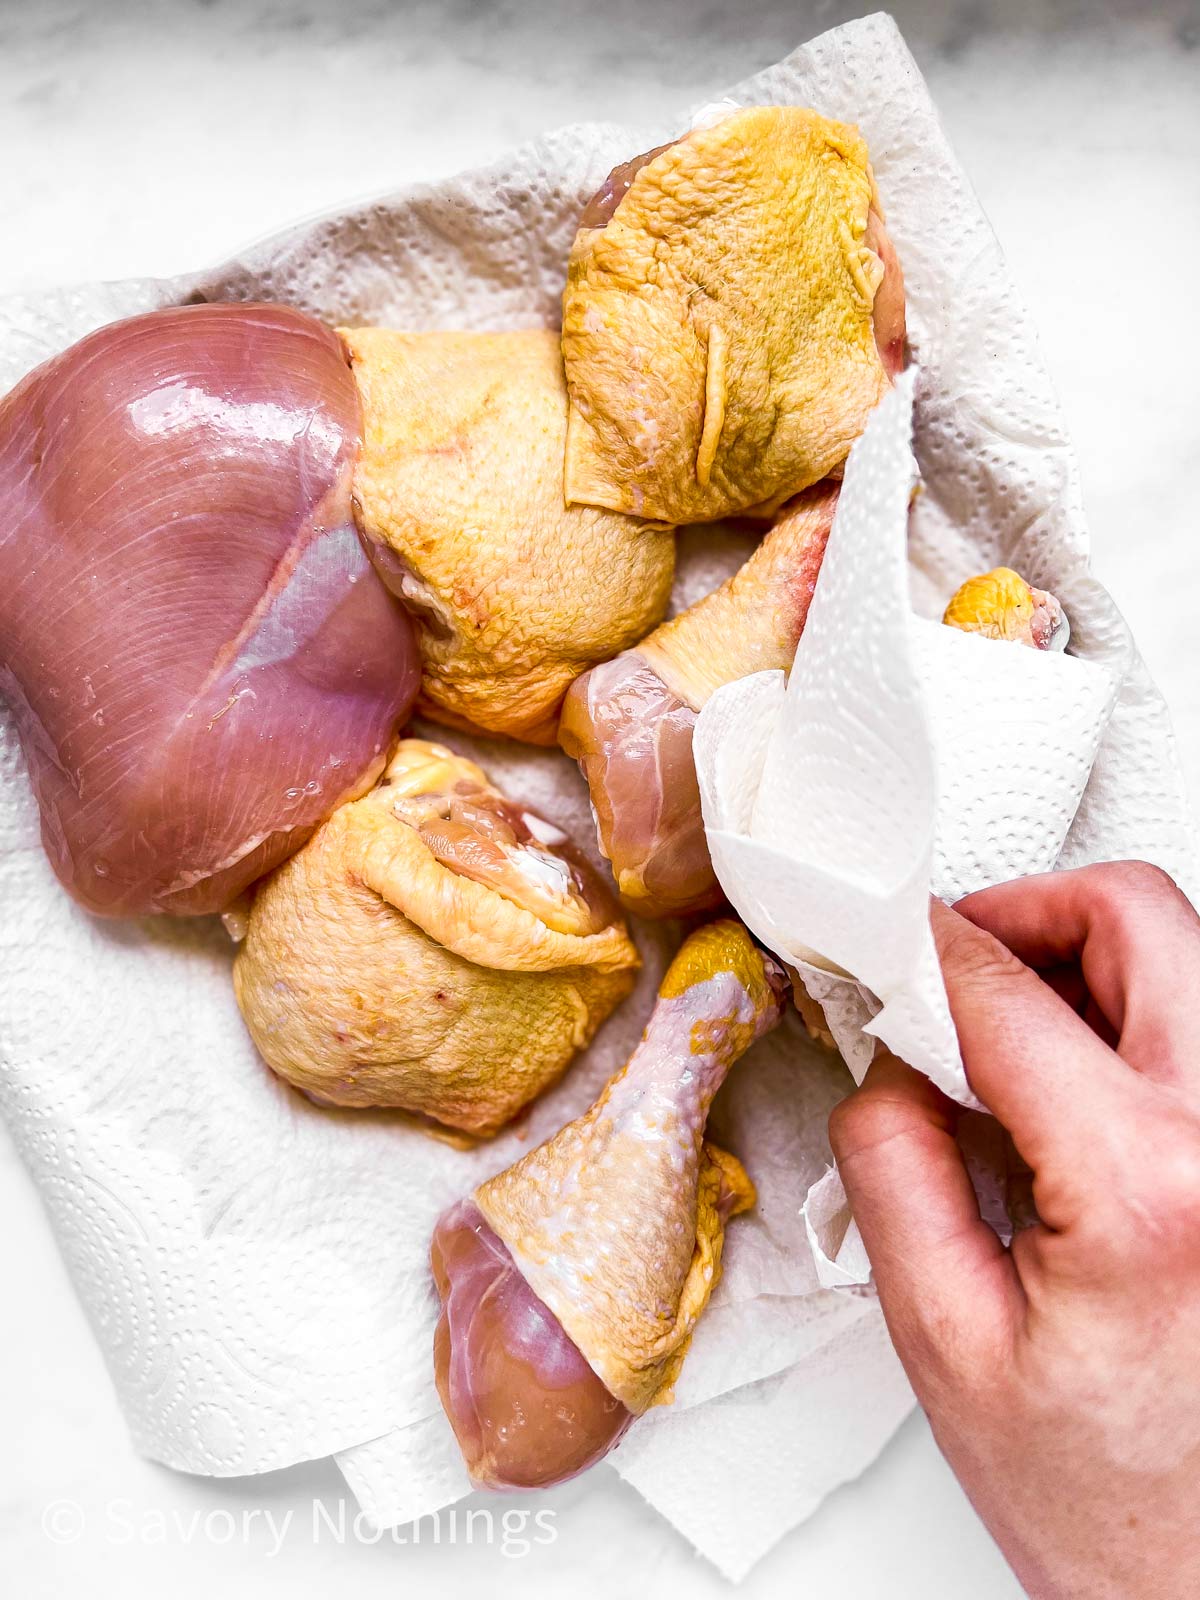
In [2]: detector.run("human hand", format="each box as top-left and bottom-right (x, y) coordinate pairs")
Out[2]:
(829, 862), (1200, 1599)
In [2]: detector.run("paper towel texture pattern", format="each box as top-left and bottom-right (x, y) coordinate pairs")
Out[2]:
(0, 11), (1192, 1583)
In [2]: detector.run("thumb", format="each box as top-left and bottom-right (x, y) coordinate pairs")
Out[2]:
(829, 1052), (1020, 1377)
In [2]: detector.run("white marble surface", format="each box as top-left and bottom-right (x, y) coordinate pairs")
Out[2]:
(1, 1), (1197, 1595)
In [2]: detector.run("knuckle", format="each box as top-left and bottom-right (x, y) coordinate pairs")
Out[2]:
(1121, 1112), (1200, 1234)
(826, 1093), (855, 1154)
(1091, 858), (1181, 910)
(827, 1090), (870, 1162)
(828, 1078), (938, 1165)
(1120, 1012), (1184, 1078)
(1146, 1142), (1200, 1216)
(828, 1085), (900, 1164)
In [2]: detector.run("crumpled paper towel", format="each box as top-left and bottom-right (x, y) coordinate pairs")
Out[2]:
(0, 10), (1193, 1586)
(696, 372), (1120, 1112)
(800, 1111), (1022, 1295)
(802, 1166), (874, 1292)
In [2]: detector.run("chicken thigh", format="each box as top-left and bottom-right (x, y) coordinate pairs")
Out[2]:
(234, 740), (638, 1136)
(344, 328), (677, 744)
(562, 107), (906, 524)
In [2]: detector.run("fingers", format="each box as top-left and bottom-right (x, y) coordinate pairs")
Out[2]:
(830, 1052), (1020, 1374)
(930, 898), (1133, 1171)
(1038, 961), (1119, 1050)
(954, 862), (1200, 1088)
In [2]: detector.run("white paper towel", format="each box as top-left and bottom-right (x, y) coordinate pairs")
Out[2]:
(611, 1306), (914, 1583)
(802, 1166), (873, 1292)
(0, 11), (1193, 1584)
(696, 373), (1121, 1110)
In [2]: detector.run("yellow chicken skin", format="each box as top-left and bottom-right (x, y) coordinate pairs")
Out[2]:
(471, 921), (785, 1415)
(233, 740), (639, 1137)
(562, 106), (904, 525)
(342, 328), (677, 744)
(943, 568), (1069, 651)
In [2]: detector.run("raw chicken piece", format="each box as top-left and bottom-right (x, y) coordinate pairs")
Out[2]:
(342, 328), (677, 744)
(560, 484), (838, 916)
(0, 302), (420, 916)
(431, 1198), (633, 1488)
(234, 740), (638, 1136)
(433, 920), (785, 1487)
(561, 650), (714, 919)
(562, 107), (906, 524)
(943, 567), (1070, 651)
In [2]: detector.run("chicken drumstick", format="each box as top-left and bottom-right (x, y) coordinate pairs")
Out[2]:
(432, 920), (786, 1487)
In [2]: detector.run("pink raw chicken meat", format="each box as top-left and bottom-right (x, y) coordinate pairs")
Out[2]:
(0, 302), (420, 916)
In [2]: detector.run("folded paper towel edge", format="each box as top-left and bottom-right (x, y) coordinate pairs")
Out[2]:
(802, 1165), (873, 1291)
